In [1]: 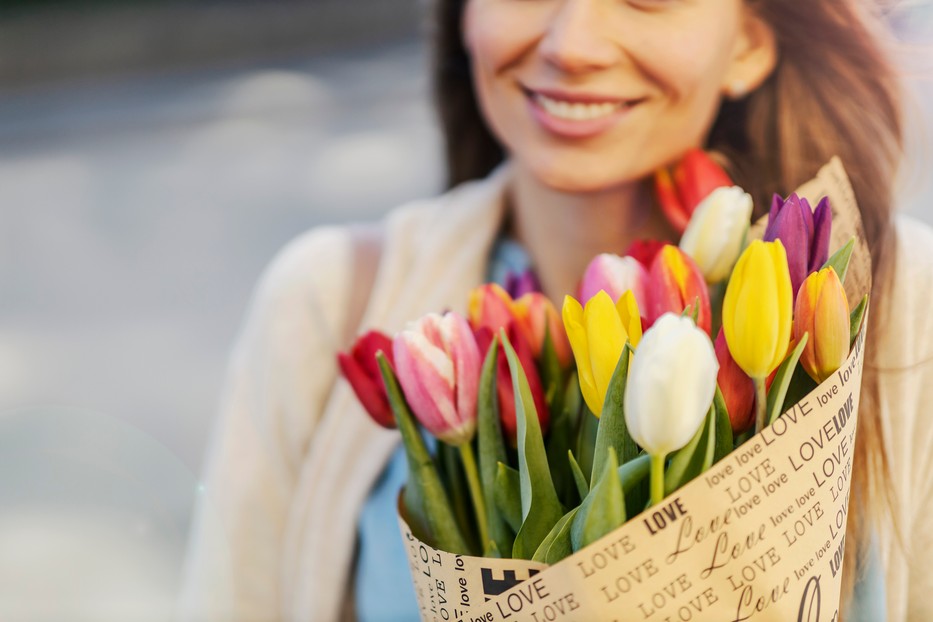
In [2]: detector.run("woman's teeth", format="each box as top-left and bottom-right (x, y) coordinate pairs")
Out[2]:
(533, 93), (622, 120)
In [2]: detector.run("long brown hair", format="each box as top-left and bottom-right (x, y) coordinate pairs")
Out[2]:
(429, 0), (903, 614)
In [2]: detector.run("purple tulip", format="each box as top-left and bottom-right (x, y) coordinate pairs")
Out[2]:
(504, 268), (541, 299)
(393, 312), (481, 446)
(762, 193), (831, 298)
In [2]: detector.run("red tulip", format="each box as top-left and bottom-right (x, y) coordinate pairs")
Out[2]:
(468, 283), (516, 333)
(475, 323), (549, 445)
(714, 330), (756, 434)
(646, 245), (712, 334)
(654, 148), (734, 235)
(625, 239), (666, 268)
(337, 330), (396, 428)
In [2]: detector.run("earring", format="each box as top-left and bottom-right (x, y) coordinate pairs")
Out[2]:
(727, 79), (748, 99)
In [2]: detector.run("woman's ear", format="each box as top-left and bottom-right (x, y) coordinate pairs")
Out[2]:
(722, 9), (778, 100)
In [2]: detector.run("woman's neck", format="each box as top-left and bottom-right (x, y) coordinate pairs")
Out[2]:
(507, 162), (676, 303)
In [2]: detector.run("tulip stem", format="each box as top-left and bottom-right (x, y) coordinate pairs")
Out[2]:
(458, 441), (488, 549)
(754, 377), (768, 433)
(650, 453), (666, 507)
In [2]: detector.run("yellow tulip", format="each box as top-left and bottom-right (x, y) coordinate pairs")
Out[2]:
(562, 290), (642, 416)
(794, 267), (850, 383)
(722, 240), (793, 380)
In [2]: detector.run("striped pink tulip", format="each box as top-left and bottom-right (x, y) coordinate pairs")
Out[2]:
(393, 312), (481, 446)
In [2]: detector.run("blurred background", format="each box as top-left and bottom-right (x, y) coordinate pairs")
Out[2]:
(0, 1), (930, 620)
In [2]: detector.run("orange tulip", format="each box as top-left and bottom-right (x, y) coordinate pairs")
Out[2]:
(794, 267), (850, 383)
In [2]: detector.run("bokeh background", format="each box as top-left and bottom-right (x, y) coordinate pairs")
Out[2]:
(0, 1), (930, 619)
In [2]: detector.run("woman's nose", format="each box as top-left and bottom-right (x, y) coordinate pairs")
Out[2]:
(538, 0), (623, 74)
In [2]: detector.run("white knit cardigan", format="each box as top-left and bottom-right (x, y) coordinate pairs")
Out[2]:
(179, 163), (933, 621)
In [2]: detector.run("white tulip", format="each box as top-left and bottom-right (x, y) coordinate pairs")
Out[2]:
(679, 185), (753, 283)
(625, 313), (719, 457)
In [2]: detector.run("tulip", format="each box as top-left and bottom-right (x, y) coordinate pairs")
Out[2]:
(625, 239), (666, 268)
(794, 267), (850, 383)
(624, 313), (719, 505)
(393, 312), (481, 446)
(714, 330), (756, 434)
(468, 283), (517, 334)
(722, 240), (793, 432)
(578, 253), (648, 310)
(475, 324), (549, 444)
(503, 268), (541, 299)
(337, 330), (396, 428)
(762, 194), (831, 298)
(654, 148), (734, 234)
(512, 292), (572, 368)
(562, 290), (642, 417)
(679, 186), (753, 283)
(646, 245), (712, 334)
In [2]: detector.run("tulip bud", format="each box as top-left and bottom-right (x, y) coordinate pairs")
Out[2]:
(337, 330), (396, 428)
(763, 194), (831, 298)
(654, 148), (734, 234)
(512, 292), (572, 368)
(393, 312), (481, 446)
(722, 240), (794, 380)
(503, 268), (541, 299)
(679, 186), (753, 283)
(562, 290), (642, 417)
(578, 253), (648, 310)
(476, 324), (549, 444)
(646, 245), (712, 334)
(625, 239), (666, 268)
(714, 330), (755, 434)
(624, 313), (719, 457)
(794, 267), (850, 383)
(468, 283), (516, 334)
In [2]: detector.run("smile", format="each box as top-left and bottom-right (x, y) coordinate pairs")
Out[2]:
(522, 87), (644, 139)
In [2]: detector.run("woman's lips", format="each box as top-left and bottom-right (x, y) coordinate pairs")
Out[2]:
(524, 87), (643, 139)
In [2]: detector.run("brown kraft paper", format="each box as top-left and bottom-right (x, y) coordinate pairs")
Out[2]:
(397, 158), (870, 622)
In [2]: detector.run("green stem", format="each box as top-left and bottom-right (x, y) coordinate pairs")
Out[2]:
(754, 377), (768, 434)
(650, 453), (666, 507)
(459, 442), (488, 549)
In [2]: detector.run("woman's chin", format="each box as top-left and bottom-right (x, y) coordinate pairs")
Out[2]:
(525, 160), (640, 195)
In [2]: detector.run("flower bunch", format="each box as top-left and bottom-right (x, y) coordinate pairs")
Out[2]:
(337, 150), (865, 563)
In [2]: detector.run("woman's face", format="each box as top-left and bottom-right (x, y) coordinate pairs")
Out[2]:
(462, 0), (776, 193)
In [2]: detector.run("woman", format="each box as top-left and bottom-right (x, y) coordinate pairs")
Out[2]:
(180, 0), (933, 620)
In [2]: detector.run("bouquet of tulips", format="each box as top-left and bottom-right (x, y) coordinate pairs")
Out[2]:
(338, 153), (869, 621)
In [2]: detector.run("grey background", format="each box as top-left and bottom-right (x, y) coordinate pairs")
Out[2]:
(0, 1), (930, 619)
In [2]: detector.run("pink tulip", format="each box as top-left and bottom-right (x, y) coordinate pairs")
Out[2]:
(578, 253), (648, 311)
(646, 245), (712, 334)
(337, 330), (396, 428)
(468, 283), (516, 334)
(393, 312), (481, 446)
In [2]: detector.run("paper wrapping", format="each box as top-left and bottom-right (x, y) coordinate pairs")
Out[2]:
(397, 158), (872, 621)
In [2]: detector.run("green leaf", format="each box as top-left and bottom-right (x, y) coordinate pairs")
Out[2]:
(712, 386), (734, 463)
(664, 406), (715, 495)
(532, 507), (578, 563)
(502, 332), (565, 559)
(823, 237), (856, 284)
(568, 450), (589, 500)
(572, 447), (625, 551)
(591, 343), (638, 483)
(494, 462), (522, 534)
(436, 442), (478, 554)
(546, 375), (580, 508)
(540, 325), (565, 416)
(476, 336), (514, 557)
(618, 453), (651, 494)
(377, 353), (469, 554)
(850, 295), (868, 347)
(575, 402), (599, 483)
(766, 334), (809, 426)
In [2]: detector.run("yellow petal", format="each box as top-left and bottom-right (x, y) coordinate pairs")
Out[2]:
(584, 291), (627, 414)
(616, 290), (643, 347)
(563, 295), (601, 415)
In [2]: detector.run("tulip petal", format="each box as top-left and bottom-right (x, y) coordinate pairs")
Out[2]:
(584, 291), (628, 411)
(563, 295), (601, 415)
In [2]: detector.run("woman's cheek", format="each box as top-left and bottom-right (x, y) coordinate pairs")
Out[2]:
(462, 2), (546, 71)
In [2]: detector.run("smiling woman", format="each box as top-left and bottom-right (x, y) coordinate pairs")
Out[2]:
(179, 1), (933, 621)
